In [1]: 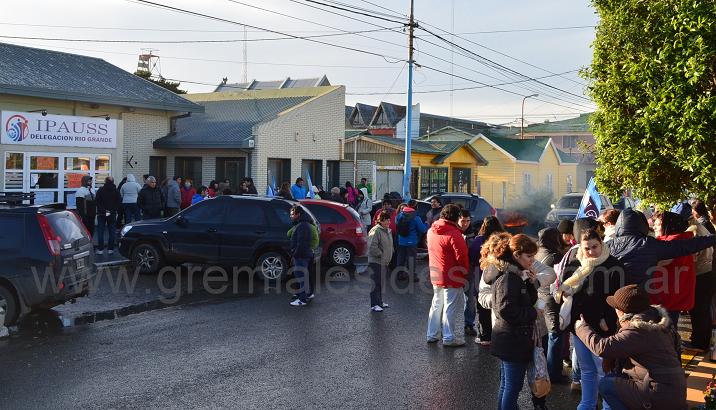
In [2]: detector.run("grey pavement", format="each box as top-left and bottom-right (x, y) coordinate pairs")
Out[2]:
(0, 261), (581, 409)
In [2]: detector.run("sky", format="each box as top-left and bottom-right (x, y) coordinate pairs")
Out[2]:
(0, 0), (599, 125)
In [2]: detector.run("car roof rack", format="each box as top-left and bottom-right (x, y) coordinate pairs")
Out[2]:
(0, 192), (35, 206)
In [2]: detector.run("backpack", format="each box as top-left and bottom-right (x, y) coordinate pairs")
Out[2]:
(397, 213), (412, 237)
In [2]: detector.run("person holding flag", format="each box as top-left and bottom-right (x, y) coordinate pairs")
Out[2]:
(576, 178), (602, 220)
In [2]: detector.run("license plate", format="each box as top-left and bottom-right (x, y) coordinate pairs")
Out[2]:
(76, 258), (86, 269)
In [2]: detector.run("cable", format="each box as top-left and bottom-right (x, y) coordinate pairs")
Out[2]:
(418, 26), (592, 103)
(0, 21), (358, 33)
(419, 64), (592, 112)
(451, 25), (595, 35)
(300, 0), (407, 25)
(126, 0), (406, 62)
(346, 69), (580, 95)
(0, 28), (399, 44)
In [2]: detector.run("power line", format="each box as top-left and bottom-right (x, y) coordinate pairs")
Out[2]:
(301, 0), (407, 25)
(417, 26), (593, 105)
(419, 63), (592, 112)
(126, 0), (406, 63)
(347, 69), (580, 95)
(0, 28), (399, 44)
(452, 25), (595, 35)
(0, 21), (354, 33)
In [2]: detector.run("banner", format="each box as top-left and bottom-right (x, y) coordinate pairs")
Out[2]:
(576, 177), (602, 219)
(1, 111), (117, 149)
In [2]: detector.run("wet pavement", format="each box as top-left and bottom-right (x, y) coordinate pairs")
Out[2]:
(0, 262), (581, 409)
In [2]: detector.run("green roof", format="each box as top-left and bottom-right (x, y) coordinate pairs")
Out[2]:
(486, 136), (549, 162)
(525, 113), (592, 133)
(363, 135), (487, 165)
(556, 148), (579, 164)
(345, 129), (367, 138)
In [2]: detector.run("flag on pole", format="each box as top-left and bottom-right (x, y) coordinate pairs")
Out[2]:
(305, 170), (314, 199)
(576, 177), (602, 219)
(266, 174), (277, 196)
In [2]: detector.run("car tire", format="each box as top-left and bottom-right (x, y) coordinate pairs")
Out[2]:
(0, 283), (19, 326)
(131, 242), (164, 275)
(328, 242), (354, 266)
(255, 251), (287, 282)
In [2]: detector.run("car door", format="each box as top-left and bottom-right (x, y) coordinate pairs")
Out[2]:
(167, 200), (224, 263)
(303, 204), (344, 249)
(219, 200), (269, 265)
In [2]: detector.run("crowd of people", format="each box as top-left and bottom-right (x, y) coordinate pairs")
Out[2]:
(362, 195), (716, 410)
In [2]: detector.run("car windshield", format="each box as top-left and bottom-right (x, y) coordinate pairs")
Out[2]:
(557, 196), (583, 209)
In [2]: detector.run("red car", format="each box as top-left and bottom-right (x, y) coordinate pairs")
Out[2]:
(300, 199), (368, 266)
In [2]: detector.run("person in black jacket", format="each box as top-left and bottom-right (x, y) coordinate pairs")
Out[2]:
(137, 176), (164, 219)
(555, 228), (625, 410)
(289, 205), (313, 306)
(74, 175), (97, 236)
(482, 232), (539, 410)
(607, 208), (715, 285)
(95, 176), (122, 255)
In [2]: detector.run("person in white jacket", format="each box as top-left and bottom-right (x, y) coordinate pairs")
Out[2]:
(120, 174), (142, 223)
(357, 187), (372, 231)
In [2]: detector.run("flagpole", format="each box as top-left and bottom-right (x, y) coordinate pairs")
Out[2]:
(402, 0), (415, 200)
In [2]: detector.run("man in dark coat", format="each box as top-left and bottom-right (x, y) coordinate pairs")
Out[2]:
(137, 176), (164, 219)
(606, 208), (715, 285)
(289, 205), (314, 306)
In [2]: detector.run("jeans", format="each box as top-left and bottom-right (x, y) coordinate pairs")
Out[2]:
(123, 203), (141, 224)
(292, 258), (311, 302)
(547, 331), (565, 382)
(498, 360), (528, 410)
(396, 245), (417, 279)
(690, 271), (716, 349)
(599, 376), (628, 410)
(427, 286), (465, 343)
(573, 333), (610, 410)
(368, 262), (384, 307)
(96, 212), (116, 251)
(464, 273), (476, 328)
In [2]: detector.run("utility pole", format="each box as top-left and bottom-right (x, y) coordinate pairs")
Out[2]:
(402, 0), (416, 200)
(520, 94), (538, 139)
(242, 26), (248, 84)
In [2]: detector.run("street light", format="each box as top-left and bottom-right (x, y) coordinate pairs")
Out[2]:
(521, 94), (538, 139)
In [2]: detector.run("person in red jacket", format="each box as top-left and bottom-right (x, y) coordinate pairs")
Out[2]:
(426, 204), (470, 346)
(180, 179), (197, 209)
(650, 211), (696, 328)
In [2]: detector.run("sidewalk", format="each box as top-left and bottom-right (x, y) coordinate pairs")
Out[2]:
(678, 314), (715, 408)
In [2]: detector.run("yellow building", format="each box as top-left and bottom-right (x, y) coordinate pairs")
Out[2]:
(343, 134), (488, 199)
(421, 127), (581, 208)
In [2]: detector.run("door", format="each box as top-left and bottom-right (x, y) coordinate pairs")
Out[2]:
(376, 169), (403, 199)
(219, 200), (269, 265)
(216, 157), (246, 190)
(451, 168), (471, 193)
(419, 167), (448, 198)
(326, 160), (340, 189)
(167, 199), (223, 263)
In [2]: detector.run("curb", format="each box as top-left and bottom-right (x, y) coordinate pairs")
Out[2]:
(94, 258), (130, 268)
(69, 298), (170, 327)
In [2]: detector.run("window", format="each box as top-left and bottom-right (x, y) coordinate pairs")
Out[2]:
(301, 160), (323, 186)
(522, 172), (532, 194)
(149, 156), (167, 182)
(4, 152), (23, 190)
(501, 182), (507, 208)
(267, 158), (290, 188)
(216, 157), (245, 191)
(419, 167), (448, 198)
(545, 173), (553, 193)
(304, 204), (346, 224)
(224, 202), (267, 226)
(563, 135), (578, 149)
(271, 202), (293, 226)
(567, 175), (574, 193)
(182, 200), (224, 224)
(175, 157), (202, 186)
(476, 180), (482, 195)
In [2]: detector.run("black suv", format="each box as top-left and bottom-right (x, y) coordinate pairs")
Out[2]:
(0, 193), (94, 325)
(118, 195), (319, 281)
(423, 193), (496, 229)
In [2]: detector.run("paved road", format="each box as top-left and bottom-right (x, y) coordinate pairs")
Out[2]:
(0, 266), (580, 409)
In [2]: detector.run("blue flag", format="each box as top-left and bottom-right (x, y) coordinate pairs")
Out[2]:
(576, 177), (602, 219)
(266, 174), (277, 196)
(305, 170), (314, 199)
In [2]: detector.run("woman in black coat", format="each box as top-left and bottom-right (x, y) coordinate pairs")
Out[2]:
(482, 233), (539, 410)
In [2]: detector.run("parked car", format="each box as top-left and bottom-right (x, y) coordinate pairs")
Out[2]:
(544, 192), (614, 228)
(0, 193), (94, 326)
(118, 196), (320, 281)
(300, 200), (367, 266)
(422, 193), (496, 230)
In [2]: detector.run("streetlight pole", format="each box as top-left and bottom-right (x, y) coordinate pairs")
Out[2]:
(520, 94), (538, 139)
(402, 0), (415, 200)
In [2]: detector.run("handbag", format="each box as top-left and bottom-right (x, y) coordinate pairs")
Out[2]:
(527, 327), (551, 398)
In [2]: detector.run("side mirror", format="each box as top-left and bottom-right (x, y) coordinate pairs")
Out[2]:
(550, 204), (555, 209)
(176, 215), (188, 226)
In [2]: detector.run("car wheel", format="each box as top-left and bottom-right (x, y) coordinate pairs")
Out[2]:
(255, 252), (286, 281)
(0, 284), (19, 326)
(329, 243), (354, 266)
(131, 243), (163, 275)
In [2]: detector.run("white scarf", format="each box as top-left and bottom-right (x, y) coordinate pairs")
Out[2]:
(556, 244), (610, 330)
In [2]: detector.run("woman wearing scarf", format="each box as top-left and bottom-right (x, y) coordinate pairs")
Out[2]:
(554, 228), (625, 410)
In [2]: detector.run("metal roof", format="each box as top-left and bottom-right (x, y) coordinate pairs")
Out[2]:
(214, 75), (330, 92)
(525, 113), (592, 133)
(0, 42), (203, 113)
(153, 96), (311, 149)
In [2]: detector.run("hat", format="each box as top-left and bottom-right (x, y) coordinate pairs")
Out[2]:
(670, 201), (692, 222)
(557, 219), (574, 235)
(606, 284), (650, 314)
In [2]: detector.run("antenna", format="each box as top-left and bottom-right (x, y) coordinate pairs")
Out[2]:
(242, 26), (248, 84)
(137, 48), (161, 77)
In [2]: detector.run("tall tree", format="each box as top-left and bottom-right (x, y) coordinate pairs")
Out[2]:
(584, 0), (716, 206)
(134, 71), (187, 94)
